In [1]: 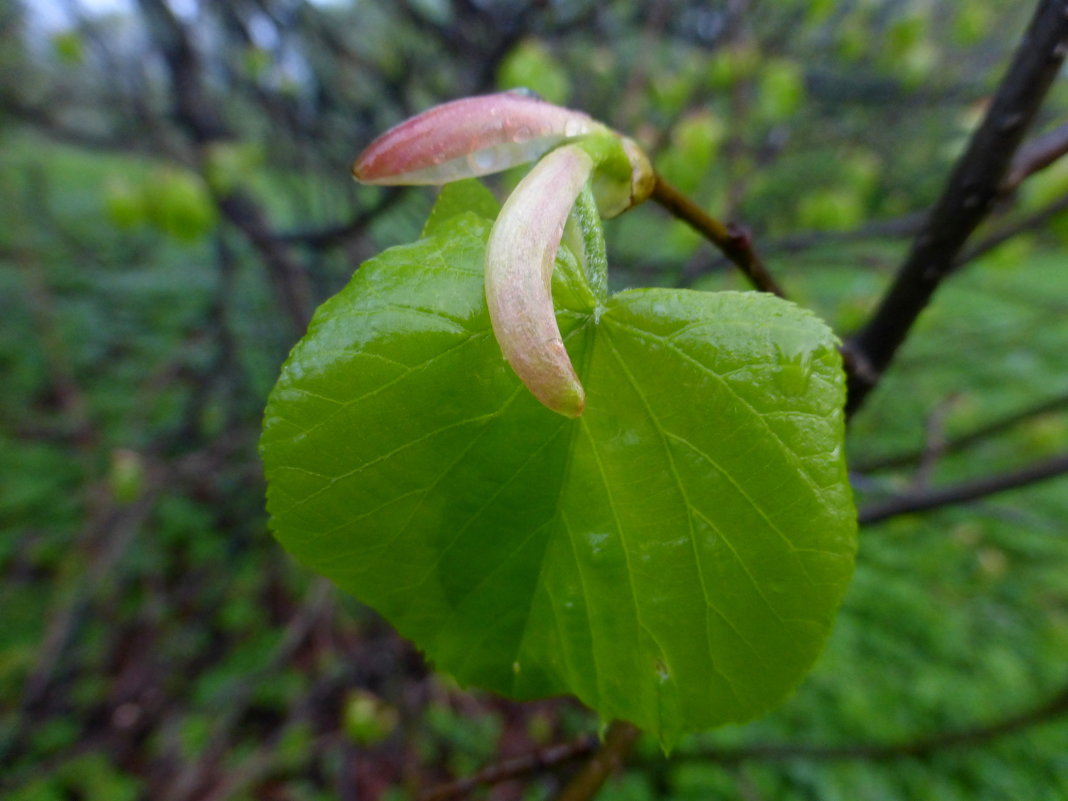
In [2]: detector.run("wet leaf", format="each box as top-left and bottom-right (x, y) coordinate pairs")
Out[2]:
(261, 192), (856, 746)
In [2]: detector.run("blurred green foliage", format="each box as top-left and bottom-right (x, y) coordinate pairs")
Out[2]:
(2, 0), (1068, 798)
(498, 39), (572, 104)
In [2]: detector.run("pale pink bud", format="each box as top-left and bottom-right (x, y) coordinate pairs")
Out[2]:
(485, 145), (593, 418)
(352, 92), (605, 186)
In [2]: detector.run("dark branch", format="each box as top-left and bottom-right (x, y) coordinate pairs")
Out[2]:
(957, 192), (1068, 266)
(136, 0), (226, 144)
(279, 189), (405, 249)
(761, 213), (925, 257)
(662, 680), (1068, 764)
(844, 0), (1068, 418)
(1, 93), (146, 154)
(215, 192), (312, 332)
(857, 451), (1068, 526)
(137, 0), (313, 331)
(420, 733), (598, 801)
(853, 390), (1068, 473)
(639, 213), (924, 287)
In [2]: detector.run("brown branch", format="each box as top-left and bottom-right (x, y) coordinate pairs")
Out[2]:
(662, 680), (1068, 764)
(854, 390), (1068, 473)
(647, 176), (884, 393)
(650, 175), (787, 297)
(419, 733), (599, 801)
(857, 450), (1068, 526)
(554, 720), (641, 801)
(844, 0), (1068, 418)
(421, 720), (640, 801)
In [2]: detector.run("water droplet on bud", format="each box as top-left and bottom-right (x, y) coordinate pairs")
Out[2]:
(468, 149), (497, 171)
(506, 86), (542, 100)
(564, 119), (587, 137)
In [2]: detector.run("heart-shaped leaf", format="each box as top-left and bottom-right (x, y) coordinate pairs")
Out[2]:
(261, 194), (855, 746)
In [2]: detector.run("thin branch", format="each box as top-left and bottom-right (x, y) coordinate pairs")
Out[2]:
(215, 193), (312, 329)
(633, 213), (924, 285)
(428, 675), (1068, 798)
(17, 480), (164, 710)
(617, 1), (673, 130)
(279, 189), (405, 249)
(957, 192), (1068, 266)
(163, 579), (336, 801)
(137, 0), (313, 332)
(1002, 120), (1068, 193)
(761, 213), (926, 257)
(136, 0), (225, 144)
(1, 93), (144, 154)
(647, 176), (885, 391)
(198, 667), (354, 801)
(662, 680), (1068, 764)
(650, 175), (787, 297)
(854, 390), (1068, 473)
(419, 733), (599, 801)
(555, 720), (641, 801)
(844, 0), (1068, 418)
(11, 183), (95, 445)
(910, 394), (960, 490)
(858, 450), (1068, 526)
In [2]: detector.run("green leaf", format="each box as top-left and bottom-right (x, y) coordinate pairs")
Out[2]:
(757, 60), (805, 122)
(797, 188), (865, 231)
(497, 39), (571, 105)
(203, 141), (264, 195)
(422, 179), (500, 237)
(103, 177), (148, 229)
(952, 5), (993, 45)
(805, 0), (836, 26)
(146, 167), (216, 242)
(51, 31), (84, 64)
(261, 211), (856, 746)
(655, 111), (725, 194)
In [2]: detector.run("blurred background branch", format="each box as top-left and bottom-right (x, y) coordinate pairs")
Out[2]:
(4, 0), (1068, 798)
